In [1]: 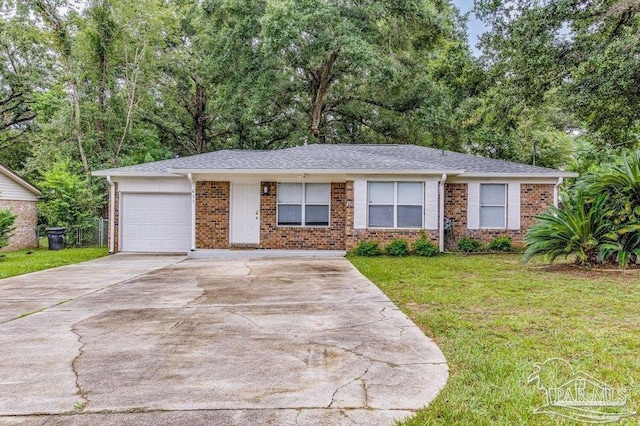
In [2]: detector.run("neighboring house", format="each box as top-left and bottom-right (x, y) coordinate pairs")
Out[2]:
(0, 164), (41, 251)
(93, 144), (577, 254)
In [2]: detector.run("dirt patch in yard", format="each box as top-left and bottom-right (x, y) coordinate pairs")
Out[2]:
(535, 263), (639, 283)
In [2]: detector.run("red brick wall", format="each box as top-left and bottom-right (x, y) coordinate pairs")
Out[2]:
(196, 181), (230, 249)
(259, 182), (347, 249)
(444, 182), (555, 248)
(520, 184), (554, 230)
(443, 183), (468, 249)
(0, 200), (38, 251)
(108, 182), (119, 253)
(344, 180), (438, 250)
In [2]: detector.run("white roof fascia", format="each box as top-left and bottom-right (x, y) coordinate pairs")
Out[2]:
(459, 172), (579, 178)
(92, 171), (187, 177)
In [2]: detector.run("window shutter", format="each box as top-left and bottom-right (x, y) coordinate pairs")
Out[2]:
(424, 181), (439, 230)
(507, 182), (521, 230)
(353, 179), (367, 229)
(467, 182), (480, 230)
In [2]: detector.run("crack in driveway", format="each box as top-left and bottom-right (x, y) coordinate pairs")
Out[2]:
(70, 323), (89, 412)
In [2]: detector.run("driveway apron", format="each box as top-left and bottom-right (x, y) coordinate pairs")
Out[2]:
(0, 254), (447, 425)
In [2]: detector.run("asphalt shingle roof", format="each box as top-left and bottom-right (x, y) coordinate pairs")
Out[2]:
(93, 144), (572, 176)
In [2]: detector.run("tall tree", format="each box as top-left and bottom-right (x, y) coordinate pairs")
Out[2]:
(0, 3), (51, 169)
(195, 0), (454, 147)
(476, 0), (640, 150)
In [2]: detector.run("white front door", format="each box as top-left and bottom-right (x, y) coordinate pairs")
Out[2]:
(230, 183), (260, 244)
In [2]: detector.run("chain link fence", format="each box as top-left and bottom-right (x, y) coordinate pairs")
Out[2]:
(74, 218), (109, 247)
(38, 218), (109, 248)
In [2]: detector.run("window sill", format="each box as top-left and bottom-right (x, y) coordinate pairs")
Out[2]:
(366, 227), (424, 231)
(276, 225), (331, 229)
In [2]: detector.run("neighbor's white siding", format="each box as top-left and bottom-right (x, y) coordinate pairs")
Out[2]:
(0, 172), (38, 202)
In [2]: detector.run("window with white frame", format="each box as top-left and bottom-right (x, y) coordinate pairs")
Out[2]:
(368, 182), (423, 228)
(480, 184), (506, 228)
(277, 183), (330, 226)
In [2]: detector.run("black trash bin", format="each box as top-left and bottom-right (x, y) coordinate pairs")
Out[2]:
(46, 227), (66, 250)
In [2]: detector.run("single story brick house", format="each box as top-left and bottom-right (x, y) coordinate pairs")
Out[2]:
(0, 164), (41, 251)
(93, 144), (577, 254)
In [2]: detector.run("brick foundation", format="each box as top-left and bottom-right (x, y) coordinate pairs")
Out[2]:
(0, 200), (38, 251)
(196, 181), (230, 249)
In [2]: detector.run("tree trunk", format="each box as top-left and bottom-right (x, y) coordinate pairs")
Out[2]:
(97, 66), (106, 149)
(71, 78), (90, 175)
(115, 45), (144, 163)
(310, 43), (341, 142)
(194, 83), (207, 154)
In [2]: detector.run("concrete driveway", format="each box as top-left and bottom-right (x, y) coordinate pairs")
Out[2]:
(0, 254), (447, 425)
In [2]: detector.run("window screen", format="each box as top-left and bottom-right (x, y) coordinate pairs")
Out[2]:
(480, 184), (506, 228)
(277, 183), (330, 226)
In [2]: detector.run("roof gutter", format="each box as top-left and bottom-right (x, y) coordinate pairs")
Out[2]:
(92, 171), (186, 177)
(439, 173), (447, 253)
(554, 177), (564, 208)
(459, 172), (578, 178)
(187, 173), (196, 252)
(106, 176), (115, 254)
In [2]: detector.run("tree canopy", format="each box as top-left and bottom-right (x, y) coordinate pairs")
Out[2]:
(0, 0), (637, 228)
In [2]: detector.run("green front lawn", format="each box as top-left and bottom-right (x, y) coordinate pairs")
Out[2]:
(0, 247), (108, 279)
(349, 254), (640, 425)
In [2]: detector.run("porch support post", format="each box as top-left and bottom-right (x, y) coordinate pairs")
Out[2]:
(188, 173), (196, 251)
(438, 173), (447, 253)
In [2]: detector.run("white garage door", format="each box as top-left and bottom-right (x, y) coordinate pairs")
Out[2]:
(121, 193), (191, 253)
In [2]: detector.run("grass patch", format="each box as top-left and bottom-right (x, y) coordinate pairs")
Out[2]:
(349, 254), (640, 425)
(0, 247), (108, 279)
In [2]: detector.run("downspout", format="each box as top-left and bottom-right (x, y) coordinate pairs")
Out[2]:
(106, 176), (115, 254)
(439, 173), (448, 253)
(188, 173), (196, 251)
(553, 177), (563, 208)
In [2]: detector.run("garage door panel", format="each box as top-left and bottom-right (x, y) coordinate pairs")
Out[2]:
(121, 193), (191, 253)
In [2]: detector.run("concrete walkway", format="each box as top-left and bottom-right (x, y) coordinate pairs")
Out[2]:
(0, 254), (447, 425)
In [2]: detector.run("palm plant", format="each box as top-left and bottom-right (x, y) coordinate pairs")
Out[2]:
(588, 149), (640, 224)
(599, 229), (640, 269)
(523, 192), (615, 266)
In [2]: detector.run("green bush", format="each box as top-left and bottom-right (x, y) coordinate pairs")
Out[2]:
(525, 149), (640, 268)
(353, 240), (380, 256)
(488, 236), (513, 252)
(0, 208), (17, 249)
(524, 192), (614, 266)
(386, 239), (410, 257)
(457, 236), (483, 253)
(38, 160), (102, 247)
(414, 237), (439, 257)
